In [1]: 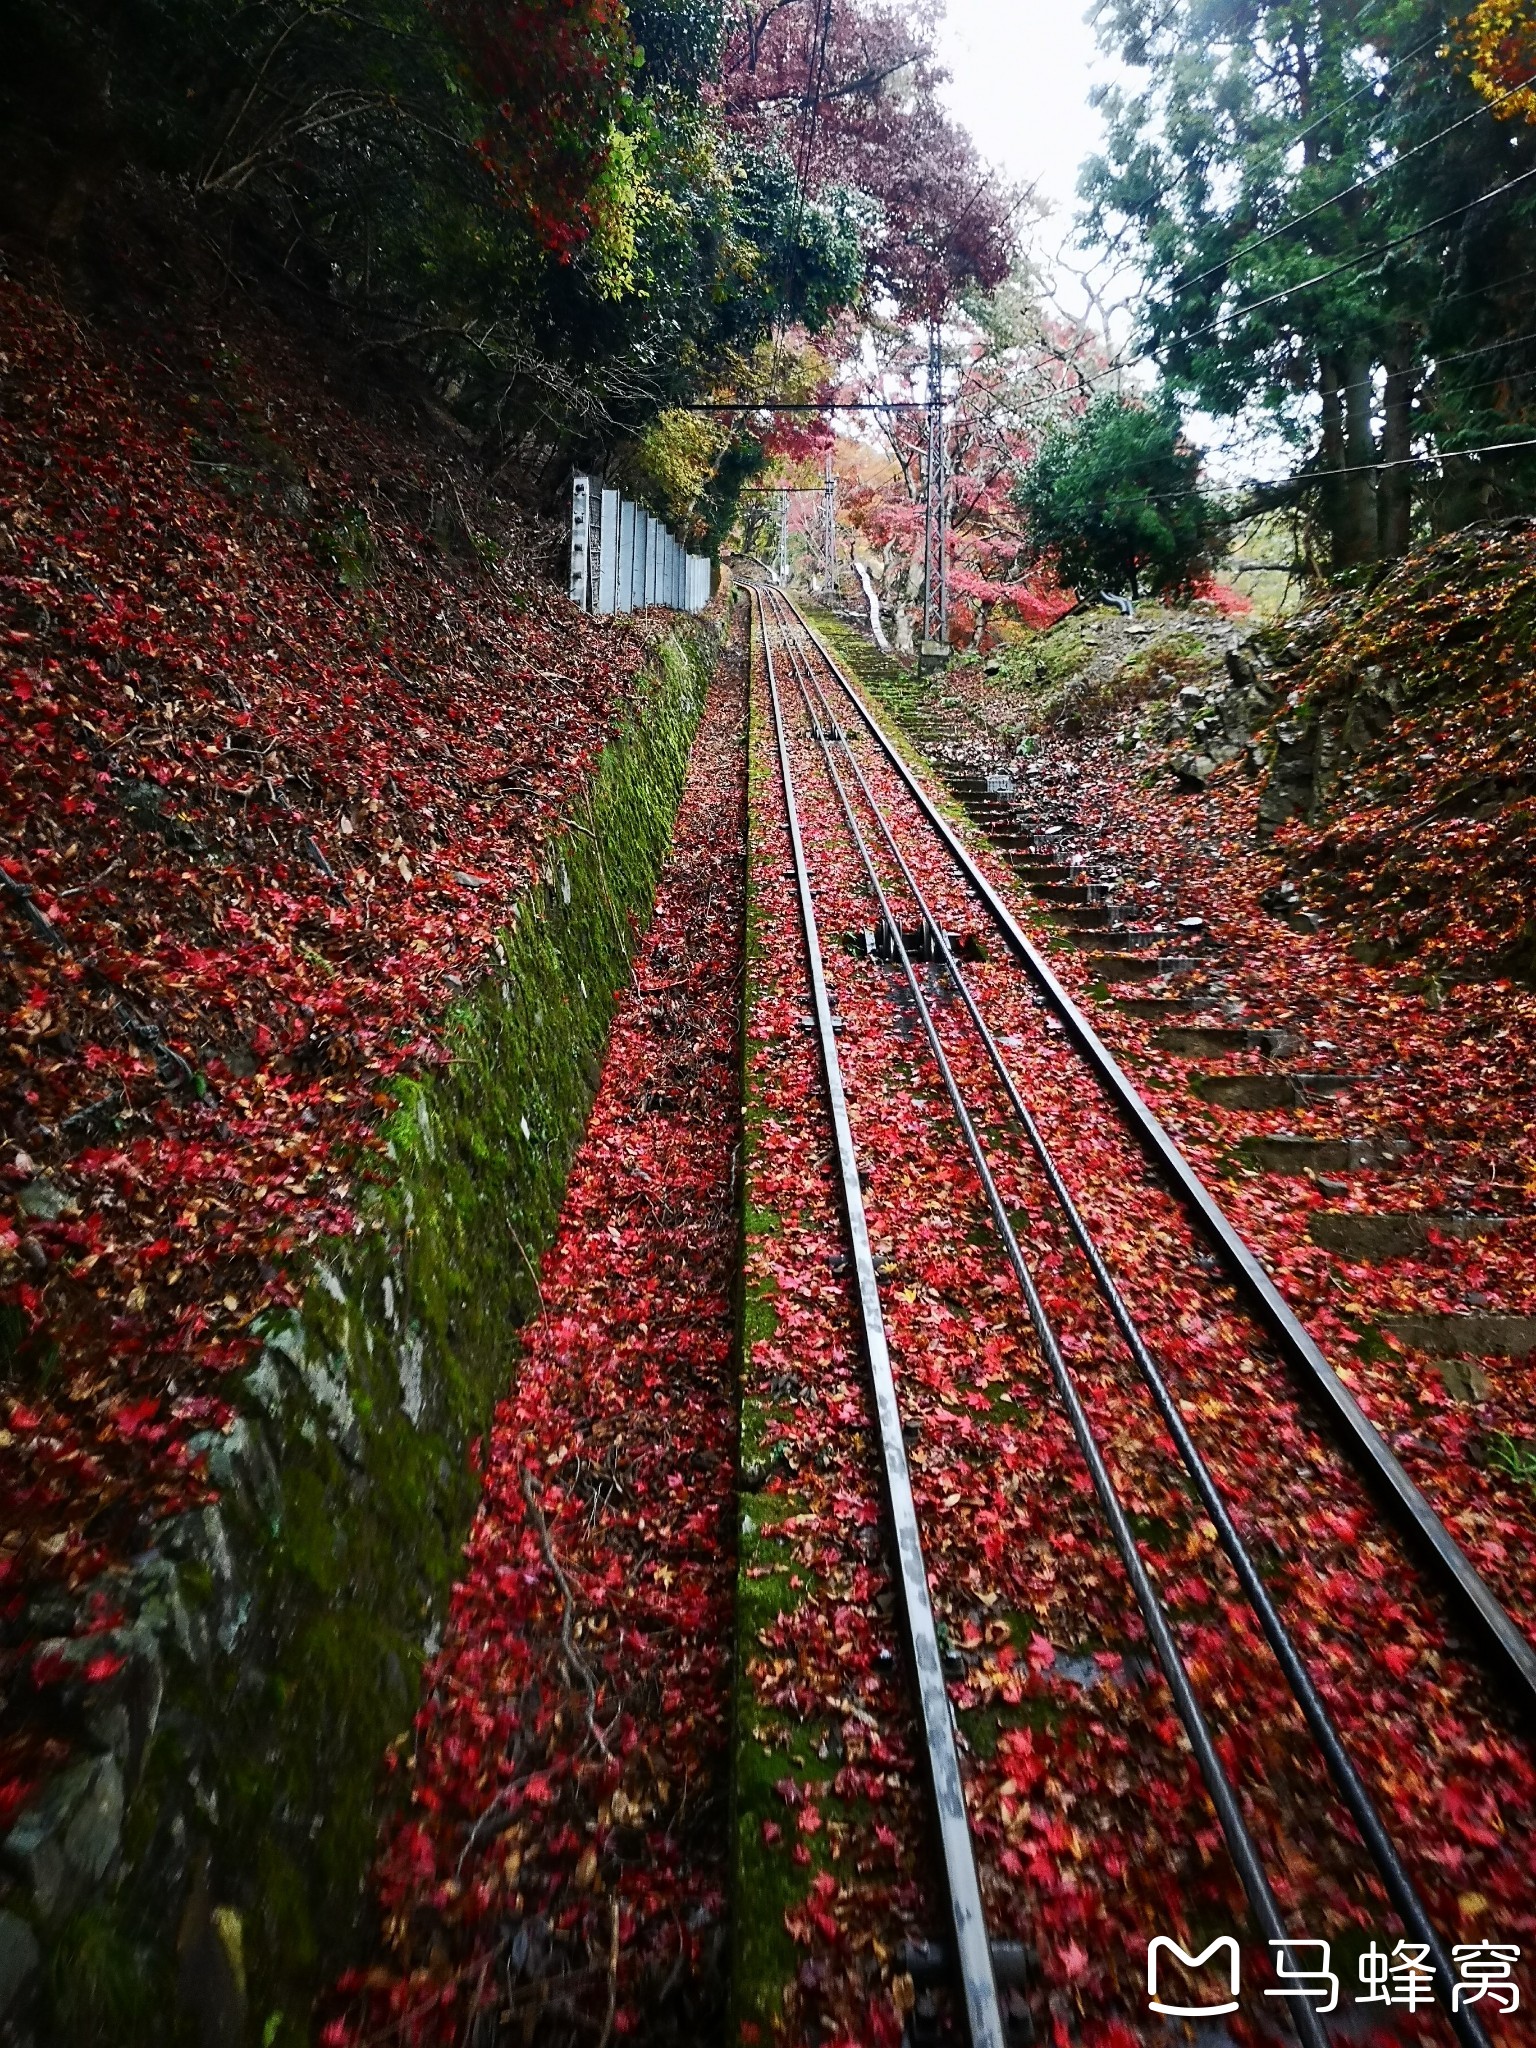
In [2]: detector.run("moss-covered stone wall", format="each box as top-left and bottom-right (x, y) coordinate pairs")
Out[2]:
(16, 625), (717, 2048)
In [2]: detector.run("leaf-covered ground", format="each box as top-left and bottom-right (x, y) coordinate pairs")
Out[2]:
(0, 268), (652, 1828)
(745, 601), (1534, 2045)
(931, 614), (1536, 1637)
(1268, 523), (1536, 982)
(320, 635), (747, 2044)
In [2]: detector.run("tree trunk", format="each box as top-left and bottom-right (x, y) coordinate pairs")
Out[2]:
(1378, 346), (1416, 559)
(1340, 352), (1378, 566)
(1318, 355), (1349, 568)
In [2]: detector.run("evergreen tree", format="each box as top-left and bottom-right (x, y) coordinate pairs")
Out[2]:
(1014, 394), (1216, 599)
(1081, 0), (1536, 567)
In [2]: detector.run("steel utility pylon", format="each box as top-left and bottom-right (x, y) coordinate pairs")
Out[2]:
(821, 449), (837, 594)
(921, 320), (948, 649)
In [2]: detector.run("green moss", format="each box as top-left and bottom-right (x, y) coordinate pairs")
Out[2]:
(731, 597), (863, 2036)
(50, 1908), (169, 2048)
(312, 506), (376, 590)
(74, 626), (717, 2047)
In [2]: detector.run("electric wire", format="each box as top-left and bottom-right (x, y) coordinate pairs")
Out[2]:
(1175, 71), (1535, 296)
(1179, 160), (1536, 342)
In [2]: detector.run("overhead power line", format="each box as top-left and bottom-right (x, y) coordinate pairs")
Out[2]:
(1182, 160), (1536, 344)
(1050, 428), (1536, 520)
(1176, 71), (1535, 297)
(678, 399), (931, 412)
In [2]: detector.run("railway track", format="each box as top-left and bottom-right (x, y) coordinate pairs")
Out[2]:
(745, 585), (1535, 2047)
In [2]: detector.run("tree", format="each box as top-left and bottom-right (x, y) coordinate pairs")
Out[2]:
(719, 0), (1017, 313)
(1080, 0), (1536, 569)
(1014, 394), (1217, 599)
(1461, 0), (1536, 125)
(0, 0), (1011, 547)
(831, 281), (1101, 646)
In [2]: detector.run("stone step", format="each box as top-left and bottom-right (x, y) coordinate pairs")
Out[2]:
(1194, 1072), (1363, 1112)
(1053, 905), (1118, 930)
(1110, 997), (1201, 1019)
(1061, 928), (1151, 953)
(1089, 953), (1202, 983)
(1240, 1134), (1409, 1174)
(1034, 881), (1109, 905)
(1154, 1024), (1299, 1058)
(1382, 1313), (1536, 1360)
(1310, 1211), (1512, 1261)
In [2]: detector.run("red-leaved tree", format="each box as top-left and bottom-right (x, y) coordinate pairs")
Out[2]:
(435, 0), (634, 258)
(719, 0), (1016, 313)
(838, 288), (1108, 646)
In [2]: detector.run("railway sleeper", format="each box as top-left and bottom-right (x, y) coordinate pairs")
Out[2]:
(870, 919), (988, 964)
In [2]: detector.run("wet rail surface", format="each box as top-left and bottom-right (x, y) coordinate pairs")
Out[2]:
(747, 586), (1536, 2047)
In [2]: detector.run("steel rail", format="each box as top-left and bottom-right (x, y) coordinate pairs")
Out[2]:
(782, 591), (1536, 1719)
(751, 593), (1008, 2048)
(772, 589), (1495, 2048)
(765, 594), (1333, 2048)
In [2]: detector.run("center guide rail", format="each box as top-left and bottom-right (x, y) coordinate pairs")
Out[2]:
(751, 585), (1516, 2048)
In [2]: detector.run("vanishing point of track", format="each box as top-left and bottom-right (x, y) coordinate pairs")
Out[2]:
(751, 584), (1534, 2048)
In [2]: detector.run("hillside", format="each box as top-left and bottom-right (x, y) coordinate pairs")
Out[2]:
(0, 247), (714, 2039)
(1260, 522), (1536, 984)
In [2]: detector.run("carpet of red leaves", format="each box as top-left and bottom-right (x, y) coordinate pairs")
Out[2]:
(318, 639), (747, 2044)
(1003, 688), (1536, 1640)
(1272, 523), (1536, 981)
(746, 601), (1535, 2045)
(0, 267), (649, 1825)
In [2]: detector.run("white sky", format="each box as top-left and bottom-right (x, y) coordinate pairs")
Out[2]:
(934, 0), (1109, 227)
(933, 0), (1292, 483)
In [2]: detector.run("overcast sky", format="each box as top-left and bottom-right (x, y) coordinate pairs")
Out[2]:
(933, 1), (1288, 481)
(935, 0), (1110, 254)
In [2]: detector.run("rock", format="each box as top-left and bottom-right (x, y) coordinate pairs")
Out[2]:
(1224, 647), (1271, 695)
(1256, 718), (1325, 837)
(3, 1755), (123, 1920)
(63, 1754), (123, 1890)
(1171, 752), (1216, 790)
(14, 1176), (78, 1222)
(0, 1911), (40, 2017)
(1436, 1358), (1492, 1403)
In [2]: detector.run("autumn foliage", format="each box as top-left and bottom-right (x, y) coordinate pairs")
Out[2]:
(0, 273), (646, 1824)
(1461, 0), (1536, 123)
(437, 0), (634, 256)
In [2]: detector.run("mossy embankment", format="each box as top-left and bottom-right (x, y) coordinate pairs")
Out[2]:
(13, 624), (718, 2048)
